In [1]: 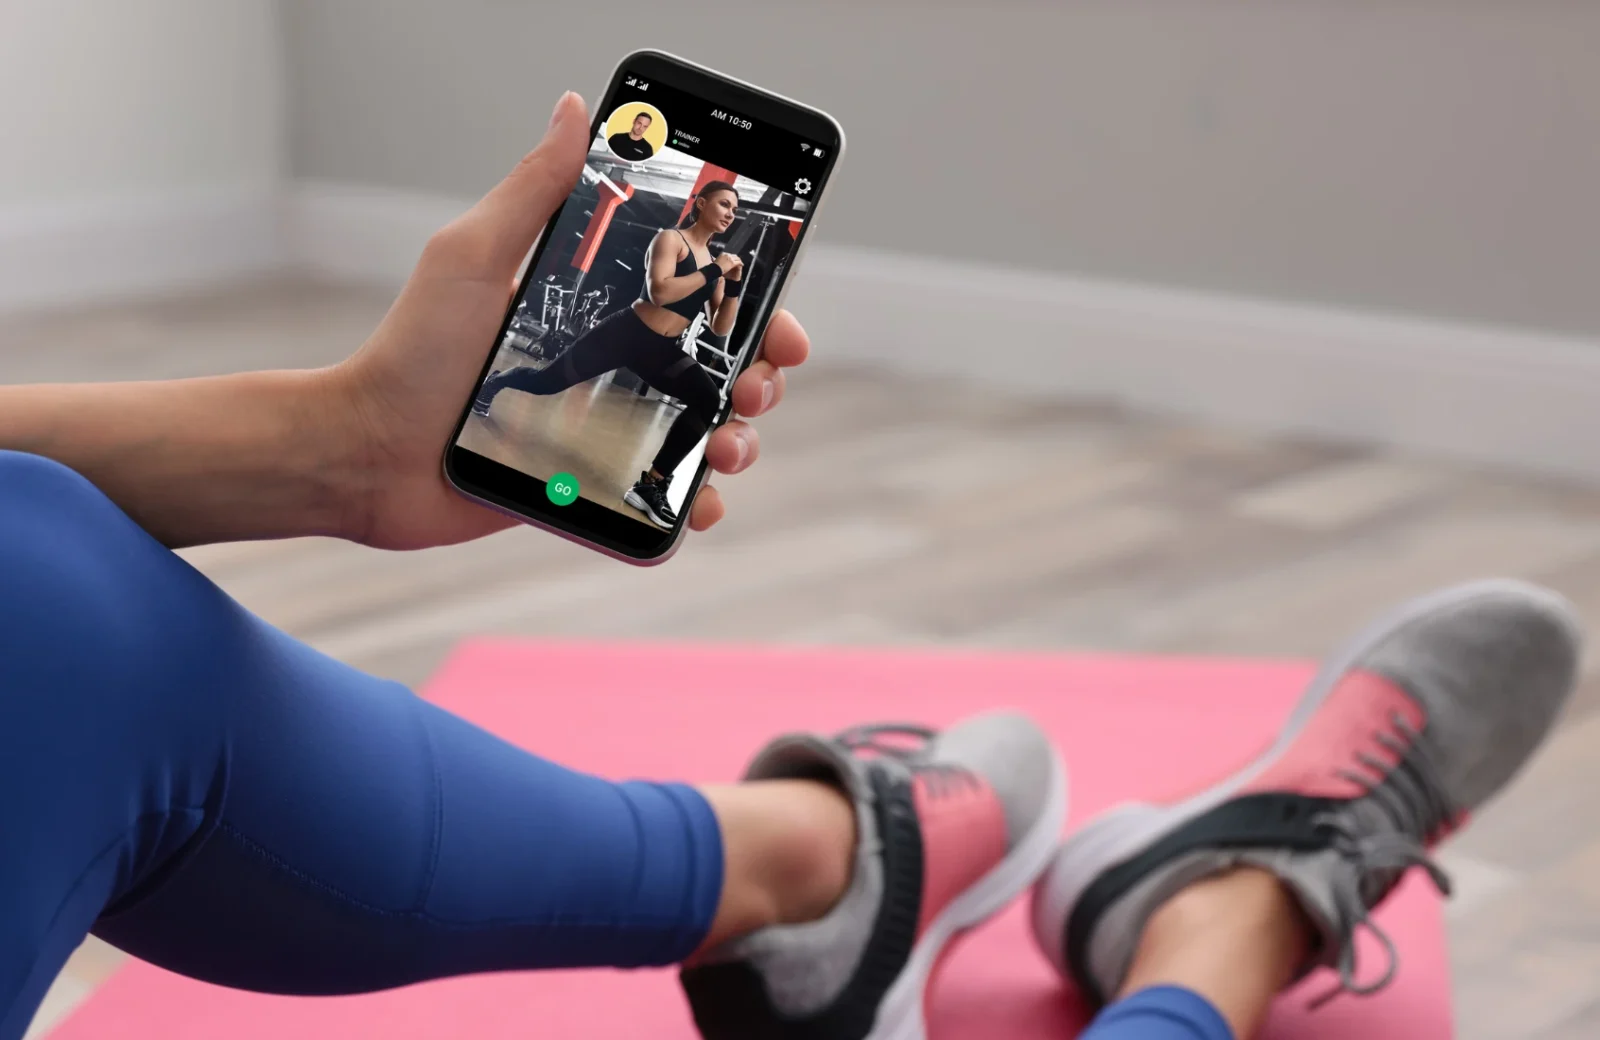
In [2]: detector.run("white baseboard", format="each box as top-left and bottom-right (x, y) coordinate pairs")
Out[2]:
(0, 187), (283, 313)
(281, 181), (1600, 483)
(783, 246), (1600, 483)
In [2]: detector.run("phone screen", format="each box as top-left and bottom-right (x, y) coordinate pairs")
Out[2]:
(446, 51), (841, 561)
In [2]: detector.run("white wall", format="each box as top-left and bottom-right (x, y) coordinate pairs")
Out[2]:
(0, 0), (286, 311)
(280, 0), (1600, 339)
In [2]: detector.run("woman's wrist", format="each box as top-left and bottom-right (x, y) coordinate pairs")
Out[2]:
(281, 366), (372, 540)
(170, 367), (358, 545)
(313, 359), (412, 545)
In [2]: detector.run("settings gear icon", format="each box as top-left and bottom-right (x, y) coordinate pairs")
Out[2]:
(794, 178), (813, 196)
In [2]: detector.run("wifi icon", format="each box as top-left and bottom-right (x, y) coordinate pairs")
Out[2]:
(799, 142), (810, 152)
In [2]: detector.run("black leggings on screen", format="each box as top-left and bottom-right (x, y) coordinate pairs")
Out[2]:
(485, 308), (721, 477)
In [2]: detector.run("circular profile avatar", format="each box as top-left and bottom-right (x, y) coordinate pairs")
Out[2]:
(604, 103), (667, 163)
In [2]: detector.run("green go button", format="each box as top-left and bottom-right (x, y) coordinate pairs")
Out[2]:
(546, 472), (580, 507)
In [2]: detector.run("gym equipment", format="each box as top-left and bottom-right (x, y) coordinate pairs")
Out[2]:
(539, 285), (616, 359)
(54, 642), (1455, 1040)
(679, 313), (737, 405)
(573, 285), (613, 333)
(503, 278), (620, 363)
(499, 278), (570, 358)
(502, 297), (544, 354)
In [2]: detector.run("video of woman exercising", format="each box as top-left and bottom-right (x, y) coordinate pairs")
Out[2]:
(456, 111), (806, 532)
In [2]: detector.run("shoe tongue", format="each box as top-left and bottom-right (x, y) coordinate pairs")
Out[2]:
(744, 733), (874, 803)
(1233, 846), (1353, 971)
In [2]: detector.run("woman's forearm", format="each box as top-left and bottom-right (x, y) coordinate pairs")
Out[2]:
(0, 369), (357, 548)
(712, 297), (739, 337)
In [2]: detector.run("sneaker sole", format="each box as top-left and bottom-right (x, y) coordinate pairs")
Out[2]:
(622, 489), (673, 528)
(1030, 577), (1575, 981)
(870, 744), (1070, 1040)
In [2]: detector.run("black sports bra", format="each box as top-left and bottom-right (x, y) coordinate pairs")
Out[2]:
(640, 229), (718, 320)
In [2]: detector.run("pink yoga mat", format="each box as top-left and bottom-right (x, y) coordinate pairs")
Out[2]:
(54, 641), (1452, 1039)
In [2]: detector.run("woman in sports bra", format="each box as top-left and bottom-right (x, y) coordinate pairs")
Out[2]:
(474, 181), (745, 529)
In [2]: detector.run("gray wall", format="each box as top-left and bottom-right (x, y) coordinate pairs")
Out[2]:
(1, 0), (282, 206)
(284, 1), (1600, 337)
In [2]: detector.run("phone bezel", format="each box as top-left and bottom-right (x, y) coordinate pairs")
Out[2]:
(442, 49), (845, 565)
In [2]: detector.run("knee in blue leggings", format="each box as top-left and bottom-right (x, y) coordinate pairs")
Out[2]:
(0, 450), (227, 887)
(0, 451), (233, 1032)
(1081, 986), (1235, 1040)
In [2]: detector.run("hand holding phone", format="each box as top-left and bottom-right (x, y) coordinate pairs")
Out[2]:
(443, 50), (843, 565)
(308, 86), (813, 556)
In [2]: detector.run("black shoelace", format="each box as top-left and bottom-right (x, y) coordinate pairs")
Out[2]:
(1307, 711), (1456, 1006)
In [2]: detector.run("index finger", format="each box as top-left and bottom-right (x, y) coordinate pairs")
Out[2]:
(757, 310), (809, 369)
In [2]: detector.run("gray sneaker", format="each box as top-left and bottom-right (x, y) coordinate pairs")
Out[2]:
(681, 711), (1068, 1040)
(1030, 578), (1582, 1008)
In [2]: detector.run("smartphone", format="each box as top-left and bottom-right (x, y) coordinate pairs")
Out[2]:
(443, 49), (844, 565)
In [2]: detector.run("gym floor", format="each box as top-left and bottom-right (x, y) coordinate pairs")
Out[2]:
(7, 278), (1600, 1040)
(459, 341), (684, 524)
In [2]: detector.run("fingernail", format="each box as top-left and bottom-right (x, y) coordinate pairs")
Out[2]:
(735, 432), (751, 467)
(547, 92), (573, 132)
(760, 380), (775, 411)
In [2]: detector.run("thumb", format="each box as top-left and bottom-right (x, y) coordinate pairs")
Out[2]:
(461, 92), (591, 274)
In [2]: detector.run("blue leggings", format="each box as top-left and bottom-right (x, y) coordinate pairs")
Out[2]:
(1082, 987), (1235, 1040)
(0, 452), (724, 1039)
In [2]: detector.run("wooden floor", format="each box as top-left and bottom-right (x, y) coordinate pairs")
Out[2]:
(6, 278), (1600, 1039)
